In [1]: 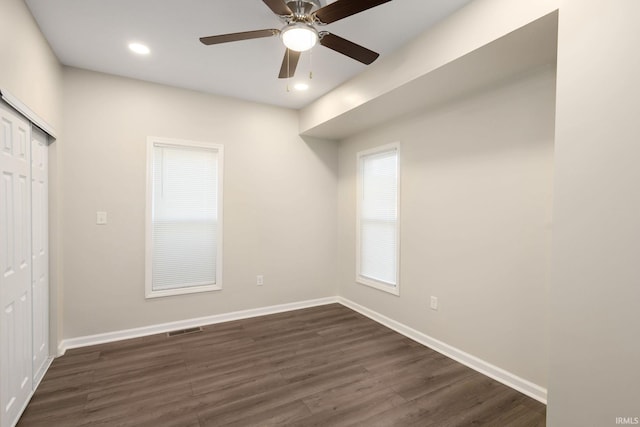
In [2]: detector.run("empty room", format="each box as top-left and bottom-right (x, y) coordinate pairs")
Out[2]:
(1, 0), (639, 426)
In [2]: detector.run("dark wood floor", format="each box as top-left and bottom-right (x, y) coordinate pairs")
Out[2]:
(18, 304), (545, 426)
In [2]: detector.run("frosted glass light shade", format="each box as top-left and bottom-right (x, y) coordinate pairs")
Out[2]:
(281, 23), (318, 52)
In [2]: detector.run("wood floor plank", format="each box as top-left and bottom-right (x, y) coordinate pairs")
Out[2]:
(297, 386), (406, 426)
(191, 371), (287, 399)
(301, 376), (387, 414)
(405, 374), (517, 426)
(17, 304), (546, 426)
(19, 391), (89, 424)
(211, 400), (312, 427)
(195, 365), (372, 423)
(388, 361), (478, 401)
(85, 366), (192, 411)
(81, 383), (195, 425)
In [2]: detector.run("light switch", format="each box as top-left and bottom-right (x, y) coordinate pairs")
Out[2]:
(96, 211), (107, 225)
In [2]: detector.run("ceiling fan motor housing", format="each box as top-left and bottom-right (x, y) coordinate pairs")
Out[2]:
(286, 0), (323, 20)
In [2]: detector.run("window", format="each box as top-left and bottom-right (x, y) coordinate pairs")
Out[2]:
(145, 137), (223, 298)
(356, 143), (400, 295)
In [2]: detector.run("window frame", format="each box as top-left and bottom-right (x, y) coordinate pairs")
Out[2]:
(355, 142), (401, 296)
(145, 136), (224, 299)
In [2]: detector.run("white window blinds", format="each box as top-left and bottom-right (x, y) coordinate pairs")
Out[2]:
(146, 138), (223, 297)
(357, 144), (399, 293)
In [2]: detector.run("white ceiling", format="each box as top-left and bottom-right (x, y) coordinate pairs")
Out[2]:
(25, 0), (472, 109)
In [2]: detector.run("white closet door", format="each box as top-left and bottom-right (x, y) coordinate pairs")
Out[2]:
(0, 103), (33, 427)
(31, 126), (48, 385)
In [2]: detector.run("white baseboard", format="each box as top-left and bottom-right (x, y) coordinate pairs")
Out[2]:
(337, 297), (547, 404)
(58, 296), (338, 355)
(56, 295), (546, 404)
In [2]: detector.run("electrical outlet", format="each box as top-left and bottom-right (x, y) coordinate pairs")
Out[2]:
(256, 275), (264, 286)
(430, 296), (438, 311)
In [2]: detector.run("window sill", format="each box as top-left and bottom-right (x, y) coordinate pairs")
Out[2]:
(145, 284), (222, 299)
(356, 276), (399, 296)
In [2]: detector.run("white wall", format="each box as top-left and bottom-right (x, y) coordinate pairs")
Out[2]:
(61, 67), (338, 339)
(338, 67), (556, 390)
(548, 0), (640, 424)
(0, 0), (62, 129)
(0, 0), (63, 350)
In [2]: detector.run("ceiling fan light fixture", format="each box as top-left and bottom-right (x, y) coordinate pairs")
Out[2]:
(281, 23), (318, 52)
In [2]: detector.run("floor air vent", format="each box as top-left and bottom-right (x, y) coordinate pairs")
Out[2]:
(167, 327), (203, 337)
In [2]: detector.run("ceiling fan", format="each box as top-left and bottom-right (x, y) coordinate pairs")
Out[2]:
(199, 0), (392, 79)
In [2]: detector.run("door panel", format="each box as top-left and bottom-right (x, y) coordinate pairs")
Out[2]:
(0, 103), (33, 427)
(31, 127), (48, 384)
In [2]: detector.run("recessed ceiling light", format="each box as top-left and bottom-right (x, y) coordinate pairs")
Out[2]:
(128, 43), (150, 55)
(294, 83), (309, 91)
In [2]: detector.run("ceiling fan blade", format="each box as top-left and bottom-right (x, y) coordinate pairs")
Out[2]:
(319, 33), (379, 65)
(262, 0), (293, 15)
(278, 49), (301, 79)
(200, 29), (279, 45)
(313, 0), (391, 24)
